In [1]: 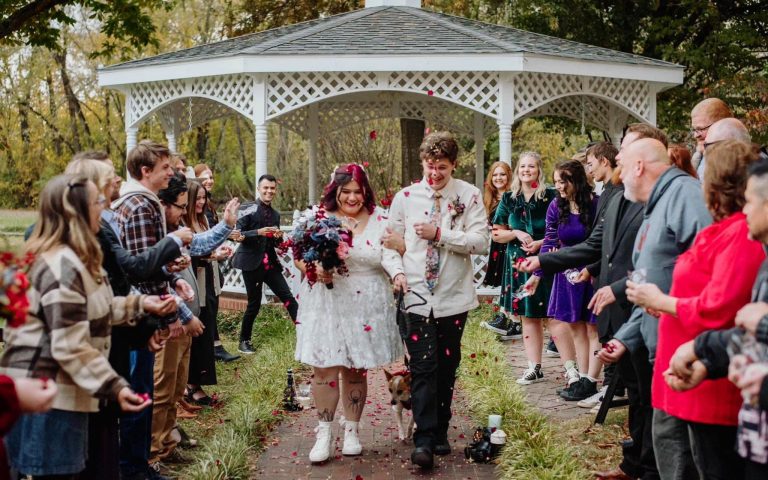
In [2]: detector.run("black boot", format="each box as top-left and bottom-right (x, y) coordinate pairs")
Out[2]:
(237, 340), (255, 355)
(214, 344), (240, 362)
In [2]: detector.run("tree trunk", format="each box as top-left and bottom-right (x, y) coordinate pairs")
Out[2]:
(196, 124), (209, 161)
(17, 94), (30, 159)
(44, 71), (61, 156)
(53, 50), (90, 152)
(400, 118), (425, 187)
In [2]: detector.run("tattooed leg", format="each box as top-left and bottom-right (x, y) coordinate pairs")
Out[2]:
(313, 366), (340, 421)
(340, 367), (368, 422)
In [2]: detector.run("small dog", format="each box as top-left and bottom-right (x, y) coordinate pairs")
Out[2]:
(384, 369), (414, 440)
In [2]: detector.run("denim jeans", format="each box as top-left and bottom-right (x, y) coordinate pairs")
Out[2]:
(688, 421), (743, 480)
(119, 349), (155, 476)
(652, 409), (698, 480)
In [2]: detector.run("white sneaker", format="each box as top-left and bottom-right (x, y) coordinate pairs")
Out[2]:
(309, 421), (333, 463)
(516, 362), (544, 385)
(577, 386), (607, 408)
(341, 419), (362, 456)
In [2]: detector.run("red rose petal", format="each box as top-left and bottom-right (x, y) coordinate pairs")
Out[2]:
(329, 381), (337, 388)
(364, 325), (372, 332)
(404, 191), (410, 197)
(427, 89), (434, 96)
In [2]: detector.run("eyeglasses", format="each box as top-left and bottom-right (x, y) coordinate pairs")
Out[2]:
(703, 139), (724, 150)
(690, 123), (714, 135)
(171, 202), (188, 210)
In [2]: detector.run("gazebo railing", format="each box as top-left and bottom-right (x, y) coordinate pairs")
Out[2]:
(220, 226), (500, 302)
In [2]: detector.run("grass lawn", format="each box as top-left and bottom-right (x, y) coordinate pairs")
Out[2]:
(0, 209), (37, 253)
(175, 304), (627, 479)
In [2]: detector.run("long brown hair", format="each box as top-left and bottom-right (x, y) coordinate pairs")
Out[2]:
(667, 144), (698, 178)
(704, 140), (759, 222)
(185, 179), (210, 233)
(483, 161), (512, 214)
(26, 174), (103, 278)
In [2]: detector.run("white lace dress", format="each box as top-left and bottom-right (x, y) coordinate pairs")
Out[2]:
(294, 208), (403, 369)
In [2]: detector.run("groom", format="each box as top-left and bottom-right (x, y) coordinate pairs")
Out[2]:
(383, 131), (489, 468)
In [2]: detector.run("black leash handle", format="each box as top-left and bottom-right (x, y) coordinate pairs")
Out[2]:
(396, 289), (428, 371)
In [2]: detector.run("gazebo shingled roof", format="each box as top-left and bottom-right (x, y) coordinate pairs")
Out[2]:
(98, 0), (684, 201)
(103, 7), (677, 70)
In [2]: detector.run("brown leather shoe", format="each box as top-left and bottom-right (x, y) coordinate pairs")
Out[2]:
(594, 467), (636, 480)
(178, 398), (203, 412)
(176, 406), (197, 419)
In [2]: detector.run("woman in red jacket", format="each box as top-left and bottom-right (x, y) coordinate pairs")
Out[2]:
(627, 140), (765, 479)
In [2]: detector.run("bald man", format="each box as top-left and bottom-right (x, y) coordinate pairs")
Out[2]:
(696, 118), (753, 179)
(598, 138), (713, 479)
(690, 98), (732, 174)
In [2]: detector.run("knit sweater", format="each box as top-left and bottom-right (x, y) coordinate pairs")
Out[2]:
(0, 246), (145, 412)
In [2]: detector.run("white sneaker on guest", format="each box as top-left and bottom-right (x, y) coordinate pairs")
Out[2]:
(577, 386), (607, 408)
(341, 419), (362, 456)
(309, 421), (334, 463)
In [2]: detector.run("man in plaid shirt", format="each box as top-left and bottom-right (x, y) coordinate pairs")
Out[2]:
(113, 140), (186, 480)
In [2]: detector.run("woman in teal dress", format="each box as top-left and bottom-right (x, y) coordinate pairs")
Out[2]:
(492, 151), (557, 385)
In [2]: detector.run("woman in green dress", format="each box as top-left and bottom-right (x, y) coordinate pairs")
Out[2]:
(492, 151), (557, 385)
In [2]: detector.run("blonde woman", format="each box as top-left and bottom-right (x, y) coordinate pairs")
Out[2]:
(1, 174), (176, 478)
(492, 152), (557, 384)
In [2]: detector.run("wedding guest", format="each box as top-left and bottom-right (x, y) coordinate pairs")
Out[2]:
(235, 174), (298, 354)
(152, 172), (235, 466)
(383, 132), (489, 469)
(480, 162), (522, 338)
(492, 152), (557, 384)
(526, 160), (599, 400)
(296, 164), (402, 463)
(598, 138), (713, 479)
(193, 163), (239, 362)
(689, 98), (732, 176)
(63, 157), (190, 480)
(666, 153), (768, 480)
(113, 140), (192, 480)
(184, 180), (235, 406)
(1, 174), (175, 478)
(627, 140), (763, 479)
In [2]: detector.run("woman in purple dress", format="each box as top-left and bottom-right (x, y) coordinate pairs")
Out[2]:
(526, 160), (599, 399)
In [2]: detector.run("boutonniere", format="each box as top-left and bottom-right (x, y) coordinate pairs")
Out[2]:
(447, 195), (466, 228)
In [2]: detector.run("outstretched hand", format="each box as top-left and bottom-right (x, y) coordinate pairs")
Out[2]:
(223, 197), (241, 227)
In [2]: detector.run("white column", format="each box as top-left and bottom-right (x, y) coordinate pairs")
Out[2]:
(165, 132), (177, 153)
(498, 123), (512, 165)
(125, 126), (139, 180)
(308, 103), (319, 204)
(126, 126), (138, 154)
(254, 123), (268, 190)
(474, 112), (485, 188)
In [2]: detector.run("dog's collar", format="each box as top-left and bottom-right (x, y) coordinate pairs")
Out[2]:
(391, 369), (410, 377)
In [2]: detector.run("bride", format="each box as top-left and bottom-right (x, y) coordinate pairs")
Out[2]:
(294, 163), (402, 463)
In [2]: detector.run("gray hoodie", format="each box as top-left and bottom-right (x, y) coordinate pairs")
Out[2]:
(613, 167), (712, 363)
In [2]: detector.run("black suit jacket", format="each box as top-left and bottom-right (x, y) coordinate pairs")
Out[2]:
(233, 199), (281, 272)
(98, 219), (181, 378)
(539, 183), (644, 340)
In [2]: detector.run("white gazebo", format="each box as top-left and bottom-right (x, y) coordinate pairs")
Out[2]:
(98, 0), (683, 201)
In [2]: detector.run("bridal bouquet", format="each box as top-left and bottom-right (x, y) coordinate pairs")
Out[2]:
(283, 207), (353, 289)
(1, 251), (35, 329)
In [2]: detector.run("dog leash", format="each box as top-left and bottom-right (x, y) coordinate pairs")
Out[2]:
(396, 289), (428, 371)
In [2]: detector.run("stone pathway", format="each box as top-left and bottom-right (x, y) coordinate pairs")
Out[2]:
(501, 333), (601, 421)
(253, 362), (496, 480)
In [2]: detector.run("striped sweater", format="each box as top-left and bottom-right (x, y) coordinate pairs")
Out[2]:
(0, 246), (145, 412)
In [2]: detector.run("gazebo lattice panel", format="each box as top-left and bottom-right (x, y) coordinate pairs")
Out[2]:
(522, 95), (615, 131)
(513, 72), (651, 123)
(266, 71), (500, 120)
